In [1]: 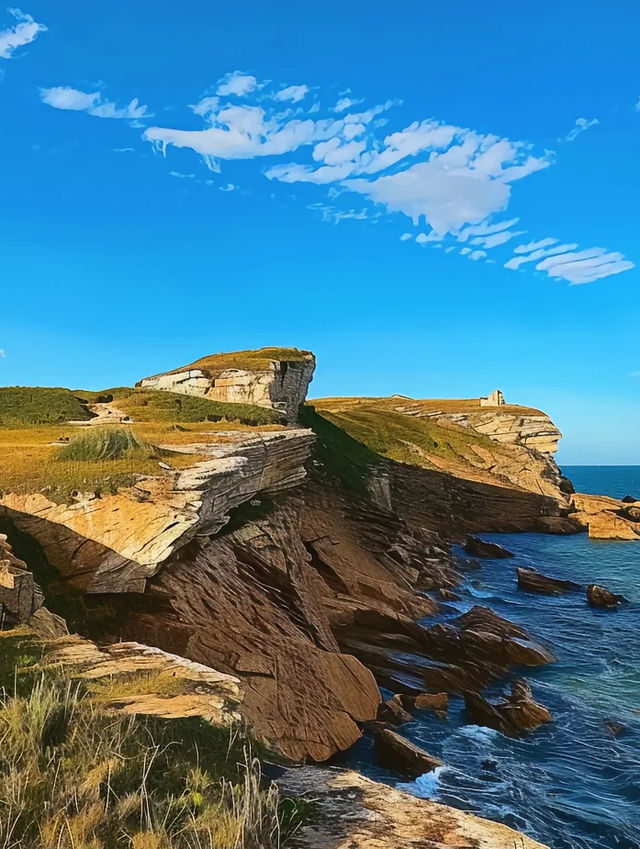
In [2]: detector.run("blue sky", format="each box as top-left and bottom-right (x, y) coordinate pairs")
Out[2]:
(1, 1), (639, 463)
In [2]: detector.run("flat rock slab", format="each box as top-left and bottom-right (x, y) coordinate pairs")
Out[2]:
(464, 536), (514, 559)
(277, 766), (549, 849)
(517, 567), (580, 595)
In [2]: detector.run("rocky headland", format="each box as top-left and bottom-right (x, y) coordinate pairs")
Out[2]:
(1, 347), (635, 848)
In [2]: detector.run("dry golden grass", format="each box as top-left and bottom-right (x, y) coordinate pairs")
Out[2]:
(0, 425), (206, 502)
(166, 347), (313, 378)
(312, 396), (543, 416)
(0, 674), (286, 849)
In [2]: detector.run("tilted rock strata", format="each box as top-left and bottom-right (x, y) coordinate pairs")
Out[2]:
(0, 429), (315, 593)
(440, 409), (562, 455)
(0, 534), (67, 636)
(42, 636), (243, 724)
(277, 766), (550, 849)
(138, 348), (316, 422)
(570, 492), (640, 540)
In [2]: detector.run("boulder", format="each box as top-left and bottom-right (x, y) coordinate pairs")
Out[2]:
(410, 692), (449, 714)
(464, 680), (552, 736)
(371, 724), (443, 778)
(377, 696), (412, 725)
(586, 584), (628, 610)
(517, 567), (580, 595)
(621, 495), (639, 504)
(464, 536), (514, 559)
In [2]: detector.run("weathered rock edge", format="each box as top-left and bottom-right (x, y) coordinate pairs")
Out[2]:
(277, 766), (549, 849)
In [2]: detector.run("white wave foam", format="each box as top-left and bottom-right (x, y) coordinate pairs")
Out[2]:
(398, 764), (448, 799)
(458, 724), (499, 743)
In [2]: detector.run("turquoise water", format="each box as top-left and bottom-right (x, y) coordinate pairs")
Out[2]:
(347, 466), (640, 849)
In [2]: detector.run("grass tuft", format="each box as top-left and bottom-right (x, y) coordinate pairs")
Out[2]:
(57, 428), (163, 462)
(0, 674), (290, 848)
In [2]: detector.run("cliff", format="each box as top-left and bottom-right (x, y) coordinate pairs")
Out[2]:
(0, 354), (579, 849)
(137, 346), (316, 423)
(311, 395), (572, 505)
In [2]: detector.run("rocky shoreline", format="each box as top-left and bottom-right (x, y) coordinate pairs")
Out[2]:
(2, 347), (638, 848)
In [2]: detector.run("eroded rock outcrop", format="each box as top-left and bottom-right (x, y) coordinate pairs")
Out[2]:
(465, 680), (552, 735)
(276, 766), (550, 849)
(0, 534), (67, 636)
(138, 347), (316, 422)
(570, 493), (640, 541)
(0, 429), (315, 593)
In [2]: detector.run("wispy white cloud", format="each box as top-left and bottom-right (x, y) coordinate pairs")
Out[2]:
(505, 239), (632, 283)
(48, 68), (631, 286)
(0, 7), (45, 60)
(561, 116), (599, 142)
(334, 96), (361, 112)
(273, 84), (309, 103)
(215, 71), (257, 97)
(40, 86), (150, 122)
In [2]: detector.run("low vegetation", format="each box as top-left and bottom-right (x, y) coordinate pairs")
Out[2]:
(0, 639), (305, 849)
(309, 399), (498, 470)
(298, 405), (380, 497)
(0, 387), (91, 426)
(0, 426), (199, 503)
(57, 428), (164, 462)
(165, 347), (312, 379)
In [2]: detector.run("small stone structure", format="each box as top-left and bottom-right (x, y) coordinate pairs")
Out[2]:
(480, 389), (505, 407)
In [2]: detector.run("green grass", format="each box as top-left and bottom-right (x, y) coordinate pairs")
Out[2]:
(0, 387), (92, 427)
(310, 404), (497, 469)
(81, 388), (284, 427)
(0, 675), (288, 849)
(164, 347), (313, 378)
(298, 405), (381, 497)
(57, 428), (165, 462)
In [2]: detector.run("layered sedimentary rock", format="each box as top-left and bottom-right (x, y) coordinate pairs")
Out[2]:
(0, 428), (315, 593)
(277, 767), (550, 849)
(123, 486), (459, 761)
(138, 347), (316, 422)
(0, 534), (66, 636)
(436, 408), (562, 455)
(569, 492), (640, 540)
(311, 396), (572, 505)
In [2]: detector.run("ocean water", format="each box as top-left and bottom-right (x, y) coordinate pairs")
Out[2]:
(346, 466), (640, 849)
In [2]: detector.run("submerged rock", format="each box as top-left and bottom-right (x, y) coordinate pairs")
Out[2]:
(371, 724), (443, 777)
(464, 536), (514, 559)
(517, 567), (580, 595)
(586, 584), (628, 609)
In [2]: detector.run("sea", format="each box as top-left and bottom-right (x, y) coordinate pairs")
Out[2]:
(345, 466), (640, 849)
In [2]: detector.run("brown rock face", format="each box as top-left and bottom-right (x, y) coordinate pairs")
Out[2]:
(586, 584), (628, 609)
(464, 536), (514, 559)
(570, 492), (640, 541)
(371, 724), (443, 777)
(0, 534), (66, 637)
(465, 680), (552, 735)
(517, 567), (581, 595)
